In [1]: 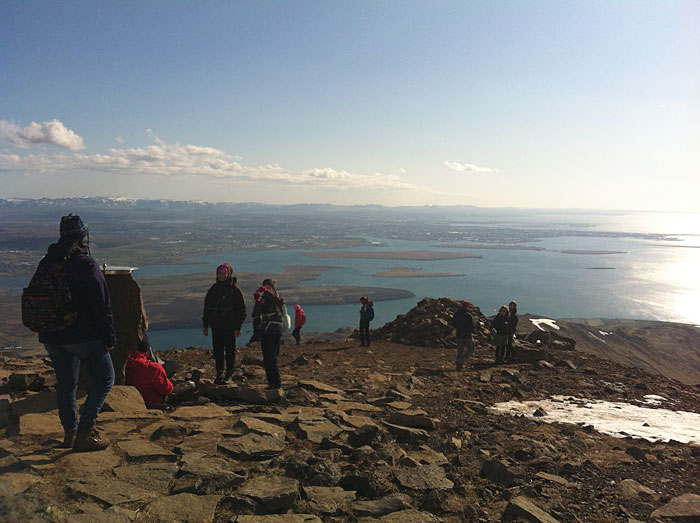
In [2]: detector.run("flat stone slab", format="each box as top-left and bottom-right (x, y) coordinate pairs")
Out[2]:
(503, 496), (560, 523)
(297, 380), (343, 394)
(1, 473), (42, 497)
(179, 454), (247, 493)
(18, 412), (63, 435)
(331, 401), (381, 413)
(66, 477), (153, 506)
(101, 386), (147, 413)
(651, 493), (700, 520)
(56, 448), (122, 475)
(233, 416), (286, 439)
(170, 404), (231, 419)
(141, 493), (221, 522)
(117, 439), (177, 462)
(394, 465), (454, 490)
(536, 472), (574, 487)
(217, 386), (283, 404)
(112, 462), (178, 491)
(243, 412), (296, 425)
(176, 432), (222, 455)
(382, 421), (428, 441)
(292, 415), (343, 443)
(234, 516), (322, 522)
(237, 475), (300, 512)
(365, 509), (444, 522)
(11, 389), (57, 416)
(218, 433), (286, 460)
(388, 410), (438, 430)
(303, 486), (356, 514)
(408, 446), (449, 467)
(351, 494), (412, 517)
(59, 503), (135, 523)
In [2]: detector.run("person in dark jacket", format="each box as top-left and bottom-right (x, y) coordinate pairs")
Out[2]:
(202, 263), (246, 384)
(39, 214), (116, 452)
(505, 301), (519, 362)
(451, 300), (475, 370)
(125, 335), (173, 408)
(359, 296), (374, 347)
(492, 305), (510, 365)
(258, 278), (284, 389)
(246, 287), (265, 346)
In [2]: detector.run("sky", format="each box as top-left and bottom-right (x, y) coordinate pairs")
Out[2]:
(1, 1), (699, 211)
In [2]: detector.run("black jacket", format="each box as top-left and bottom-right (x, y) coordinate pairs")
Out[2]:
(202, 277), (246, 331)
(451, 308), (474, 338)
(492, 314), (510, 336)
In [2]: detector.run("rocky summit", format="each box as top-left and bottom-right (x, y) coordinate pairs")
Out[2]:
(1, 298), (699, 522)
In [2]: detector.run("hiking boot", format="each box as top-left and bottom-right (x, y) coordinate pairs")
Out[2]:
(57, 429), (76, 448)
(73, 426), (109, 452)
(214, 372), (224, 385)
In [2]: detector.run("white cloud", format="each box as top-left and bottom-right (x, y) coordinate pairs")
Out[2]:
(443, 160), (497, 173)
(0, 119), (86, 152)
(0, 138), (424, 192)
(114, 136), (124, 143)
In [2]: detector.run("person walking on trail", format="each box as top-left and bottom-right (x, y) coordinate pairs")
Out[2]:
(506, 301), (519, 362)
(492, 305), (510, 365)
(292, 304), (306, 345)
(246, 287), (264, 346)
(359, 296), (374, 347)
(258, 278), (285, 390)
(202, 263), (246, 384)
(451, 300), (475, 370)
(37, 214), (116, 452)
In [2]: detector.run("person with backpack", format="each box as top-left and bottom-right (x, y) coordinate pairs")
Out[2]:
(202, 263), (246, 384)
(492, 305), (510, 365)
(359, 296), (374, 347)
(258, 278), (285, 390)
(292, 304), (306, 345)
(32, 214), (116, 452)
(451, 300), (475, 370)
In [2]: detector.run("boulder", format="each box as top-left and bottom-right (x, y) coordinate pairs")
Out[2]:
(481, 459), (517, 487)
(650, 493), (700, 520)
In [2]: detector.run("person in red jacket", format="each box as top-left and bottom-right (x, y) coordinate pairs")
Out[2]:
(292, 304), (306, 345)
(125, 335), (173, 408)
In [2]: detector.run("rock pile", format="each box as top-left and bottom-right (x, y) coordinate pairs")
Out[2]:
(369, 297), (493, 348)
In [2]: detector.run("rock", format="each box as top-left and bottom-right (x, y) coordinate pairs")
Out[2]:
(351, 494), (412, 517)
(140, 493), (221, 522)
(0, 472), (41, 497)
(101, 385), (147, 413)
(56, 448), (122, 475)
(217, 433), (286, 460)
(625, 446), (647, 461)
(150, 423), (188, 441)
(175, 432), (222, 455)
(535, 472), (571, 487)
(382, 421), (428, 441)
(112, 462), (178, 491)
(408, 446), (449, 467)
(237, 475), (300, 513)
(297, 379), (343, 394)
(234, 516), (322, 522)
(348, 424), (380, 448)
(388, 410), (438, 430)
(11, 389), (57, 416)
(650, 493), (700, 521)
(481, 459), (517, 487)
(619, 478), (656, 500)
(62, 503), (136, 523)
(170, 403), (231, 419)
(216, 386), (283, 404)
(394, 465), (454, 490)
(292, 415), (342, 443)
(179, 455), (248, 493)
(369, 509), (444, 522)
(502, 496), (560, 522)
(116, 439), (177, 462)
(66, 477), (152, 506)
(233, 416), (286, 439)
(533, 407), (547, 417)
(7, 372), (44, 391)
(303, 486), (356, 514)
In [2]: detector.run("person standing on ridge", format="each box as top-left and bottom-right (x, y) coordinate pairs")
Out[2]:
(292, 304), (306, 345)
(492, 305), (510, 365)
(359, 296), (374, 347)
(202, 263), (246, 384)
(505, 301), (518, 362)
(37, 214), (116, 452)
(258, 278), (285, 389)
(245, 287), (265, 346)
(451, 300), (475, 370)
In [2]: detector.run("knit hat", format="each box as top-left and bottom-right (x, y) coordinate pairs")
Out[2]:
(60, 213), (88, 240)
(294, 304), (301, 311)
(462, 300), (471, 308)
(217, 263), (233, 277)
(262, 278), (276, 290)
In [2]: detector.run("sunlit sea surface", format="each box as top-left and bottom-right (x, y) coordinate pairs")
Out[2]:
(140, 211), (700, 350)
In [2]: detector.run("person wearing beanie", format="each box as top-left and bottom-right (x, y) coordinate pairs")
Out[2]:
(358, 296), (374, 347)
(451, 300), (475, 370)
(292, 304), (306, 345)
(258, 278), (284, 389)
(125, 334), (173, 408)
(38, 213), (116, 452)
(202, 263), (246, 384)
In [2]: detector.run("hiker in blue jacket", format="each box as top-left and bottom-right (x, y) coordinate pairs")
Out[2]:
(39, 214), (116, 452)
(359, 296), (374, 347)
(451, 300), (475, 370)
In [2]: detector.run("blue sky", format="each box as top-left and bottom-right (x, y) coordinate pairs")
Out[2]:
(1, 1), (698, 211)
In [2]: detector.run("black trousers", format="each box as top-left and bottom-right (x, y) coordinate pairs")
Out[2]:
(260, 330), (282, 389)
(359, 319), (371, 346)
(211, 329), (236, 375)
(292, 326), (302, 344)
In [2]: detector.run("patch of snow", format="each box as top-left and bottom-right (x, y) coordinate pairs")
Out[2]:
(587, 331), (606, 343)
(490, 395), (700, 443)
(599, 331), (612, 336)
(530, 318), (560, 331)
(642, 395), (669, 405)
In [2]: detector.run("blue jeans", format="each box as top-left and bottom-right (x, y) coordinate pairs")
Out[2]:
(45, 340), (115, 432)
(260, 330), (281, 388)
